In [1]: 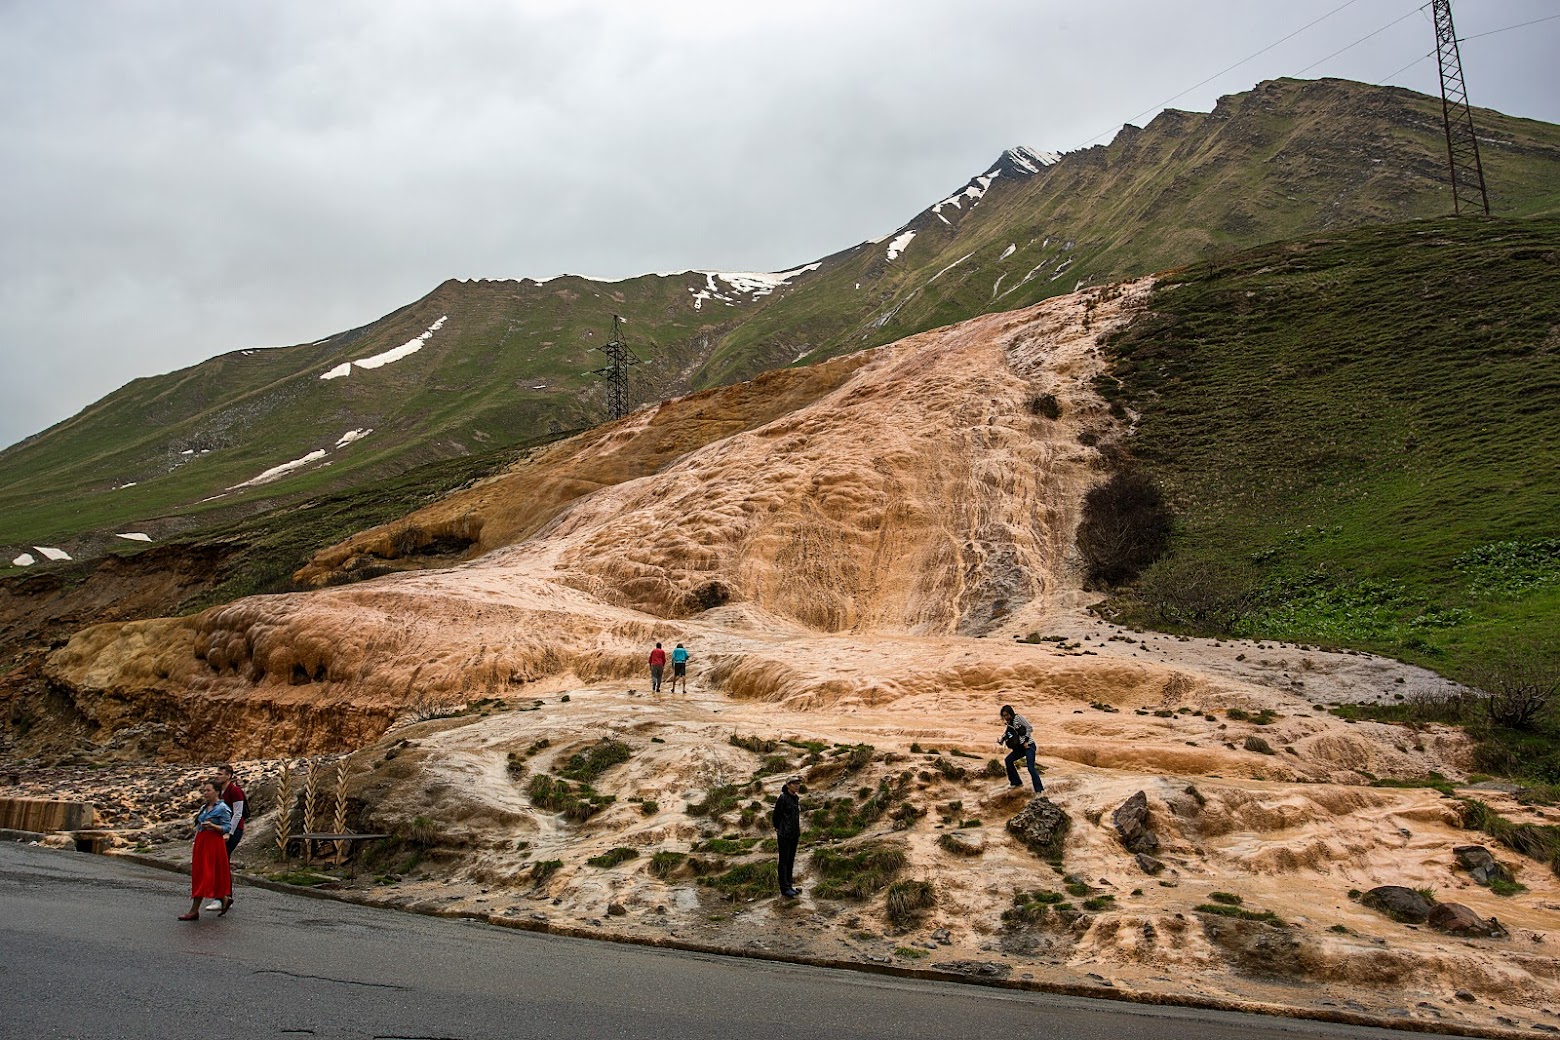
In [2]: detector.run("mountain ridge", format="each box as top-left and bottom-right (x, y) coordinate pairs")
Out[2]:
(5, 76), (1560, 560)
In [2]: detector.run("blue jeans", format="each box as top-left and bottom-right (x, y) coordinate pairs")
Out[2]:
(1005, 744), (1043, 792)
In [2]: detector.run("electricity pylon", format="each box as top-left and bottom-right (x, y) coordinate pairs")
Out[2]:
(1432, 0), (1490, 216)
(593, 315), (640, 421)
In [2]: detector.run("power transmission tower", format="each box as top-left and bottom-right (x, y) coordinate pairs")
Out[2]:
(593, 315), (640, 421)
(1431, 0), (1490, 216)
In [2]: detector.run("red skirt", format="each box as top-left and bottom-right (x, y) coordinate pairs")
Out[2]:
(190, 830), (232, 899)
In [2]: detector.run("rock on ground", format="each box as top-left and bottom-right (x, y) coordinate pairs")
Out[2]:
(1111, 790), (1159, 854)
(1006, 796), (1070, 859)
(1361, 885), (1435, 924)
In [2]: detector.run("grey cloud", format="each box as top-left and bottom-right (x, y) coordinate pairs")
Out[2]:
(2, 0), (1555, 448)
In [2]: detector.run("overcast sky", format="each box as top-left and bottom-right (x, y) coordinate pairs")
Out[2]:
(1, 0), (1555, 450)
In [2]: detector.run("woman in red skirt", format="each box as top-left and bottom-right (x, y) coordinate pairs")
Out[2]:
(179, 780), (234, 920)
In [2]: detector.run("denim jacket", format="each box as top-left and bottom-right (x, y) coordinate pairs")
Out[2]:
(195, 800), (234, 837)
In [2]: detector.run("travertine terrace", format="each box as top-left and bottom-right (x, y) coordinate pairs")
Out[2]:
(39, 281), (1560, 1034)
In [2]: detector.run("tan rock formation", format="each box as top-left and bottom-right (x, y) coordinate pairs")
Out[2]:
(37, 278), (1560, 1033)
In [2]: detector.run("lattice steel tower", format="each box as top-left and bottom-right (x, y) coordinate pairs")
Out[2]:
(594, 315), (640, 421)
(1432, 0), (1490, 216)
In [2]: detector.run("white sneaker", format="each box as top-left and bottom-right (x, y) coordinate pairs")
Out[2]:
(204, 900), (223, 911)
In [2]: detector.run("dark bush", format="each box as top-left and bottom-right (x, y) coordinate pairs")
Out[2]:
(1076, 471), (1173, 587)
(1029, 394), (1062, 420)
(1137, 556), (1258, 632)
(1468, 643), (1560, 731)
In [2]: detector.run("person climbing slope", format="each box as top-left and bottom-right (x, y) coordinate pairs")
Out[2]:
(669, 643), (690, 694)
(648, 642), (666, 695)
(997, 703), (1044, 793)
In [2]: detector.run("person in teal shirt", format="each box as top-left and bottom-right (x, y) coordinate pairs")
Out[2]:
(670, 643), (690, 694)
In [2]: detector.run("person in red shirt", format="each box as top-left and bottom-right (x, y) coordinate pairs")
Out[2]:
(218, 764), (247, 856)
(648, 643), (667, 695)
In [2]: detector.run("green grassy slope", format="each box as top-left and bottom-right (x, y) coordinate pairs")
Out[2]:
(701, 79), (1560, 385)
(4, 77), (1560, 562)
(1103, 216), (1560, 674)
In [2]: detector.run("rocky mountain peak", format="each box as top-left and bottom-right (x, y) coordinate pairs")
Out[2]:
(991, 144), (1062, 177)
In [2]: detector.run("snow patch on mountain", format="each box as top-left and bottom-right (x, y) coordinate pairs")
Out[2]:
(335, 428), (373, 448)
(1003, 145), (1062, 173)
(929, 146), (1060, 223)
(229, 449), (328, 490)
(689, 264), (820, 309)
(11, 552), (35, 567)
(1000, 243), (1016, 260)
(321, 316), (447, 380)
(34, 546), (71, 562)
(885, 230), (917, 262)
(927, 252), (976, 285)
(115, 533), (153, 542)
(353, 315), (447, 370)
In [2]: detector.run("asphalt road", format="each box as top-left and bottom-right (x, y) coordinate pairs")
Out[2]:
(1, 843), (1407, 1040)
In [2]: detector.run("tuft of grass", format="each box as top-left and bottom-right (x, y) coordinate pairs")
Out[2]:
(586, 847), (639, 869)
(1459, 798), (1560, 873)
(557, 739), (632, 783)
(699, 860), (779, 900)
(1488, 876), (1528, 897)
(1195, 903), (1285, 926)
(687, 783), (744, 820)
(810, 842), (908, 901)
(884, 879), (937, 927)
(530, 859), (564, 884)
(730, 733), (779, 754)
(1208, 891), (1242, 906)
(894, 946), (929, 960)
(1370, 772), (1457, 796)
(526, 773), (614, 822)
(1002, 889), (1072, 927)
(648, 851), (687, 879)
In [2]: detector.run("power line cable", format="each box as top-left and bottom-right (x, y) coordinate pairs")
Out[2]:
(1292, 4), (1428, 79)
(1378, 50), (1433, 85)
(1375, 12), (1560, 88)
(1459, 12), (1560, 43)
(1074, 0), (1364, 148)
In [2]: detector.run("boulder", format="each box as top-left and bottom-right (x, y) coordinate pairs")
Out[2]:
(1135, 852), (1166, 875)
(939, 830), (986, 856)
(1361, 885), (1435, 924)
(1006, 796), (1071, 860)
(1427, 902), (1505, 939)
(1112, 791), (1160, 854)
(1453, 845), (1512, 886)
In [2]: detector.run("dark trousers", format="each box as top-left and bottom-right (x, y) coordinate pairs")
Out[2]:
(225, 829), (243, 856)
(650, 665), (664, 692)
(1005, 744), (1043, 792)
(777, 832), (798, 892)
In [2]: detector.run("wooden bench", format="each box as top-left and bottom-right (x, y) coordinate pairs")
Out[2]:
(285, 832), (391, 865)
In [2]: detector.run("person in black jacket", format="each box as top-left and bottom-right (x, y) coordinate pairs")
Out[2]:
(772, 777), (802, 898)
(998, 704), (1044, 793)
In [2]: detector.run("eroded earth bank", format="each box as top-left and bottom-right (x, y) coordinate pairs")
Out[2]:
(15, 282), (1560, 1036)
